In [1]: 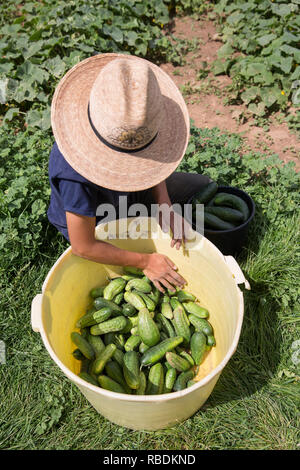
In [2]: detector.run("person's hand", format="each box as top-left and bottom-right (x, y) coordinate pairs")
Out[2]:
(169, 210), (194, 250)
(142, 253), (186, 293)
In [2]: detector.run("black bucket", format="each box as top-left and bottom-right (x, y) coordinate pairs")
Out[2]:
(188, 186), (255, 256)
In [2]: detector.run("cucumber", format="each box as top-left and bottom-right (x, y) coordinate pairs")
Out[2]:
(170, 298), (185, 312)
(194, 181), (218, 204)
(89, 286), (105, 298)
(173, 369), (195, 392)
(124, 334), (142, 352)
(124, 291), (146, 310)
(187, 379), (197, 388)
(122, 303), (137, 317)
(140, 336), (184, 367)
(184, 302), (209, 318)
(125, 278), (152, 294)
(172, 307), (191, 347)
(105, 360), (131, 393)
(148, 286), (161, 306)
(72, 348), (85, 361)
(92, 343), (117, 375)
(86, 332), (105, 357)
(161, 302), (173, 320)
(157, 313), (176, 338)
(123, 266), (144, 276)
(205, 206), (244, 223)
(190, 331), (206, 365)
(123, 351), (140, 390)
(90, 316), (127, 336)
(98, 375), (126, 393)
(119, 315), (138, 334)
(113, 292), (124, 305)
(71, 332), (95, 360)
(146, 363), (164, 395)
(138, 308), (160, 347)
(93, 297), (123, 314)
(207, 335), (216, 347)
(188, 317), (213, 336)
(179, 350), (195, 367)
(165, 351), (191, 372)
(139, 341), (149, 354)
(177, 290), (196, 303)
(164, 367), (177, 393)
(136, 371), (147, 395)
(112, 348), (124, 367)
(204, 211), (236, 230)
(78, 371), (99, 386)
(93, 307), (113, 324)
(213, 192), (250, 222)
(133, 290), (156, 311)
(75, 309), (97, 328)
(103, 277), (126, 301)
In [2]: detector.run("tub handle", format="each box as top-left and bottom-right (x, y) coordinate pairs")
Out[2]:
(31, 294), (43, 333)
(224, 256), (251, 290)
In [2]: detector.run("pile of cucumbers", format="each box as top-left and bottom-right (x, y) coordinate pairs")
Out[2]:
(193, 181), (250, 231)
(71, 267), (216, 395)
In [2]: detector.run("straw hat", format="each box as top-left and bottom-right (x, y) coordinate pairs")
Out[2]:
(51, 53), (190, 192)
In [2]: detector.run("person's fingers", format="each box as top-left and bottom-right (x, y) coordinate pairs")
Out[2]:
(164, 256), (178, 270)
(159, 277), (177, 292)
(166, 269), (186, 287)
(153, 279), (165, 294)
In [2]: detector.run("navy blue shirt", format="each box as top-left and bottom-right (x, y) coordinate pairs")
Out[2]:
(47, 142), (131, 241)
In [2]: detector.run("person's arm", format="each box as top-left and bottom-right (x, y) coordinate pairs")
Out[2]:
(152, 180), (189, 250)
(66, 211), (186, 292)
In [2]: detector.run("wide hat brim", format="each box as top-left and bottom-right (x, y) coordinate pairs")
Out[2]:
(51, 53), (190, 192)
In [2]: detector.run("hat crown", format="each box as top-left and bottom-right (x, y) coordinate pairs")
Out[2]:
(89, 58), (163, 149)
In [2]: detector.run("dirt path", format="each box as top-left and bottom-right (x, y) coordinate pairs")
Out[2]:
(159, 15), (300, 171)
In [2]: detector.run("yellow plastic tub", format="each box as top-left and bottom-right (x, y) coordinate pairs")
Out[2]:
(31, 217), (249, 430)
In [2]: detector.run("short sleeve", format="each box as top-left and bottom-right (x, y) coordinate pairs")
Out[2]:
(59, 179), (97, 217)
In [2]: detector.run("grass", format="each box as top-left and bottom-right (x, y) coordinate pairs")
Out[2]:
(0, 144), (299, 450)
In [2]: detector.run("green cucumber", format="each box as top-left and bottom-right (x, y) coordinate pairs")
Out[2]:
(165, 351), (191, 372)
(138, 308), (160, 347)
(75, 309), (97, 328)
(177, 289), (196, 303)
(205, 206), (244, 223)
(170, 298), (185, 312)
(86, 332), (105, 357)
(93, 297), (123, 314)
(113, 292), (124, 305)
(213, 192), (250, 222)
(112, 348), (124, 367)
(161, 302), (173, 320)
(89, 287), (105, 298)
(122, 303), (137, 317)
(105, 360), (131, 394)
(136, 371), (147, 395)
(103, 277), (126, 301)
(173, 369), (195, 392)
(146, 363), (164, 395)
(71, 332), (95, 360)
(157, 313), (176, 338)
(92, 343), (117, 375)
(123, 351), (140, 390)
(172, 307), (191, 346)
(194, 181), (218, 204)
(78, 371), (99, 386)
(98, 375), (126, 393)
(207, 335), (216, 347)
(148, 286), (161, 306)
(125, 278), (152, 294)
(90, 316), (127, 336)
(204, 211), (236, 230)
(184, 302), (209, 318)
(124, 334), (142, 352)
(133, 290), (156, 311)
(140, 336), (184, 367)
(139, 341), (149, 354)
(72, 348), (85, 361)
(164, 367), (177, 393)
(124, 291), (146, 310)
(190, 331), (207, 365)
(189, 317), (213, 336)
(93, 307), (113, 324)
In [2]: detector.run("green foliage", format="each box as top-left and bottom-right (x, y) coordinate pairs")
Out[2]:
(211, 0), (300, 127)
(0, 0), (188, 131)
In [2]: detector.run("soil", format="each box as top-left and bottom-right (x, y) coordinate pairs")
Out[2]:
(159, 15), (300, 171)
